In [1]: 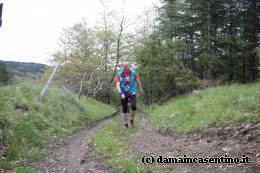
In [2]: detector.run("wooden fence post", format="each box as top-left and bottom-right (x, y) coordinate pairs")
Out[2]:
(38, 61), (60, 101)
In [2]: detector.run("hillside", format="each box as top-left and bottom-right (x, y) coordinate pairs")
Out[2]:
(147, 82), (260, 133)
(0, 60), (48, 81)
(0, 83), (115, 171)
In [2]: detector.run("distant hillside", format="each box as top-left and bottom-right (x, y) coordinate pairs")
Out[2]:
(0, 60), (48, 81)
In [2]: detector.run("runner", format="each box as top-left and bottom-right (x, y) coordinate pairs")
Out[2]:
(116, 60), (143, 129)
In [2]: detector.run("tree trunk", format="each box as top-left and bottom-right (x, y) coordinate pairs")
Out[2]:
(249, 0), (257, 81)
(228, 6), (234, 82)
(207, 0), (212, 54)
(110, 17), (124, 85)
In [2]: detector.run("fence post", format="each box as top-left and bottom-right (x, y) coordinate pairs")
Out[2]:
(38, 61), (60, 101)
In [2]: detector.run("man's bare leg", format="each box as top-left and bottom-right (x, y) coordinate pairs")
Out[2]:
(130, 111), (135, 128)
(124, 113), (128, 123)
(131, 111), (135, 119)
(124, 113), (129, 128)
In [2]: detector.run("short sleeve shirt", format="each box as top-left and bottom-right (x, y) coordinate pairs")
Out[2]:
(116, 71), (139, 83)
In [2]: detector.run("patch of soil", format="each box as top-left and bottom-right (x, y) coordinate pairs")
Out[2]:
(31, 112), (119, 173)
(129, 111), (260, 173)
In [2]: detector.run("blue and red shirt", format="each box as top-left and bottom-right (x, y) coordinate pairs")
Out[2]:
(116, 69), (138, 95)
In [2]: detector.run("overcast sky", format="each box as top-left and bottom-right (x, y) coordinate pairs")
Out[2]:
(0, 0), (159, 64)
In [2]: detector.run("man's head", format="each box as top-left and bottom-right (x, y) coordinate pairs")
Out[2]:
(122, 60), (130, 71)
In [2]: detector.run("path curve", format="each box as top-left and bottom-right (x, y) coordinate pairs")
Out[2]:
(32, 111), (119, 173)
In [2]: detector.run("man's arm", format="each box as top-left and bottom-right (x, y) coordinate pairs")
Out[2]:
(116, 82), (125, 99)
(116, 82), (121, 93)
(136, 79), (144, 94)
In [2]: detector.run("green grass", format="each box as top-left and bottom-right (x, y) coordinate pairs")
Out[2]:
(0, 83), (115, 171)
(146, 82), (260, 133)
(92, 115), (174, 173)
(92, 116), (144, 172)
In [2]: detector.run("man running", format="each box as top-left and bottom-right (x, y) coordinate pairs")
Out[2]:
(116, 60), (143, 129)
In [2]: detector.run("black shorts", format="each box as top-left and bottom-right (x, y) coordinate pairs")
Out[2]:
(121, 94), (136, 113)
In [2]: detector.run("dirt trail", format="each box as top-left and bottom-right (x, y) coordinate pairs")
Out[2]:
(33, 110), (259, 173)
(129, 111), (260, 173)
(32, 114), (117, 173)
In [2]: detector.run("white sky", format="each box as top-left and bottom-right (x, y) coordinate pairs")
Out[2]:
(0, 0), (158, 64)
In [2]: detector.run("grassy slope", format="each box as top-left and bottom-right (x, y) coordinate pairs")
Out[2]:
(147, 82), (260, 132)
(0, 83), (115, 170)
(92, 82), (260, 172)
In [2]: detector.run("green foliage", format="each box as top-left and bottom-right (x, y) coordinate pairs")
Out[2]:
(8, 75), (23, 85)
(174, 69), (201, 92)
(197, 53), (222, 79)
(136, 36), (200, 105)
(48, 7), (138, 104)
(156, 0), (259, 82)
(0, 83), (115, 171)
(146, 82), (260, 133)
(0, 62), (11, 85)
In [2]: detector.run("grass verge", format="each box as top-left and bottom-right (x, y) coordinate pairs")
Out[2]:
(0, 83), (115, 171)
(146, 82), (260, 133)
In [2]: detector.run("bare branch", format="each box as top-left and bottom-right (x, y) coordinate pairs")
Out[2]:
(79, 71), (87, 99)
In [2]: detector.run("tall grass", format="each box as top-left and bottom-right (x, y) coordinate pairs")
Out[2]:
(0, 83), (115, 171)
(147, 82), (260, 132)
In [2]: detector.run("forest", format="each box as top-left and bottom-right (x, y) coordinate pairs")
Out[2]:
(3, 0), (260, 105)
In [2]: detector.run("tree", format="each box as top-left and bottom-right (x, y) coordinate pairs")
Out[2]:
(46, 1), (139, 104)
(156, 0), (259, 83)
(0, 63), (11, 85)
(48, 19), (100, 92)
(135, 32), (200, 105)
(95, 0), (116, 72)
(94, 0), (140, 104)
